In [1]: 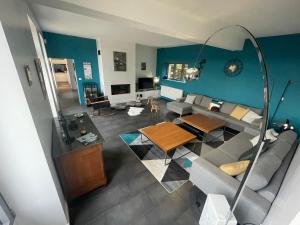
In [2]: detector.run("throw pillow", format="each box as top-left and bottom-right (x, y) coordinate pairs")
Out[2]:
(200, 96), (212, 108)
(252, 118), (262, 128)
(219, 160), (250, 176)
(184, 95), (196, 104)
(194, 94), (203, 105)
(208, 100), (223, 112)
(242, 110), (262, 124)
(237, 153), (282, 191)
(250, 128), (278, 146)
(220, 102), (236, 114)
(239, 139), (271, 161)
(230, 106), (249, 120)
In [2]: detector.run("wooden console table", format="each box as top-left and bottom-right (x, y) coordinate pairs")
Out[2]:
(52, 113), (107, 201)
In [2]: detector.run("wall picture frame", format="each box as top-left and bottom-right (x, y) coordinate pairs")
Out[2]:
(24, 65), (32, 86)
(83, 61), (93, 79)
(113, 51), (126, 71)
(141, 62), (146, 70)
(34, 58), (47, 98)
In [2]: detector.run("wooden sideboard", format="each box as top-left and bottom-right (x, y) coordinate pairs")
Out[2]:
(52, 113), (107, 201)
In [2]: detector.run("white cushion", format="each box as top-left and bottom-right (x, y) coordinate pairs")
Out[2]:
(250, 128), (279, 146)
(184, 95), (196, 104)
(242, 110), (262, 124)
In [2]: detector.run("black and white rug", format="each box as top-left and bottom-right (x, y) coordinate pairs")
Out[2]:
(120, 124), (239, 193)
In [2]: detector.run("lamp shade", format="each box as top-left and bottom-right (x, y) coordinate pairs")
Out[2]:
(153, 76), (160, 84)
(185, 67), (199, 80)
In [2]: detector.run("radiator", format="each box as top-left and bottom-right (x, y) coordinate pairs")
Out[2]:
(160, 85), (183, 100)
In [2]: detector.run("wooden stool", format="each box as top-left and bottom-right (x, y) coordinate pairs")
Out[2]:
(147, 96), (154, 105)
(151, 102), (160, 113)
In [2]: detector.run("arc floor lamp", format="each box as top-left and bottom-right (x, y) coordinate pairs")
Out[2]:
(185, 25), (270, 224)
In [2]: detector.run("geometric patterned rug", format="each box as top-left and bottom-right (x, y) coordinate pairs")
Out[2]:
(120, 124), (239, 193)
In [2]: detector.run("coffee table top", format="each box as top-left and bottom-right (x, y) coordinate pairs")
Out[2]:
(180, 113), (225, 133)
(139, 122), (196, 153)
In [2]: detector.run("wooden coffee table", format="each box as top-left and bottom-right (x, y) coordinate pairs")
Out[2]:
(139, 122), (196, 165)
(180, 113), (226, 134)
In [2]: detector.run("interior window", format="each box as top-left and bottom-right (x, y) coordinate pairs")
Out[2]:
(167, 63), (188, 81)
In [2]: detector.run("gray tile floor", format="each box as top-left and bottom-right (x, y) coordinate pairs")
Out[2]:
(58, 91), (206, 225)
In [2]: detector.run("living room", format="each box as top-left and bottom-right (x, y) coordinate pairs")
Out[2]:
(0, 1), (300, 225)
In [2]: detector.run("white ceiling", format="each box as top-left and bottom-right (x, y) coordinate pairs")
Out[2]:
(29, 0), (300, 48)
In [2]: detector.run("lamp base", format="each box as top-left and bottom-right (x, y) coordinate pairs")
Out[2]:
(199, 194), (237, 225)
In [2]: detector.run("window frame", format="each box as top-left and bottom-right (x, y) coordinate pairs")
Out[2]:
(167, 63), (188, 81)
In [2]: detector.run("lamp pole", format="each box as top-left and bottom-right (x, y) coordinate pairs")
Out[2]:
(195, 25), (270, 224)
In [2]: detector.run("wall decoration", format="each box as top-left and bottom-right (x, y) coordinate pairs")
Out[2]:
(141, 62), (146, 70)
(113, 51), (126, 71)
(24, 65), (32, 86)
(34, 58), (47, 98)
(83, 62), (93, 79)
(224, 58), (243, 77)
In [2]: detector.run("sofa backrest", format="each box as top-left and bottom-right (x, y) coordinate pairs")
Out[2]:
(237, 130), (298, 192)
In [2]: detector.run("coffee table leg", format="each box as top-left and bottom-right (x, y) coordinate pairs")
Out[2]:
(164, 153), (169, 166)
(164, 149), (192, 166)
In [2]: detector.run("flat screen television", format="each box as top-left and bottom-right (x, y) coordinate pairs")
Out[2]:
(138, 77), (154, 90)
(53, 64), (67, 73)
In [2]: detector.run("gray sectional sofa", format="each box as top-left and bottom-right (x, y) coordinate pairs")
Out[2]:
(190, 130), (298, 225)
(166, 94), (263, 136)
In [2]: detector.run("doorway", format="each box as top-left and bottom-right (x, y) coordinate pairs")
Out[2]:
(50, 58), (80, 110)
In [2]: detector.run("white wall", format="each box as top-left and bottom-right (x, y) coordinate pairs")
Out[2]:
(263, 144), (300, 225)
(136, 44), (157, 78)
(99, 37), (136, 104)
(28, 16), (58, 118)
(0, 0), (68, 225)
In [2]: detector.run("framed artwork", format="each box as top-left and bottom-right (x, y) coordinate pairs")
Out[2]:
(24, 65), (32, 86)
(141, 62), (146, 70)
(83, 62), (92, 79)
(113, 51), (126, 71)
(224, 58), (243, 77)
(34, 58), (47, 98)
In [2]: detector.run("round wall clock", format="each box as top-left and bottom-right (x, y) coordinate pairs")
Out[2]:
(224, 59), (243, 77)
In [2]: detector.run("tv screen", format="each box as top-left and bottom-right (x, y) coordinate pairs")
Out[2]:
(138, 77), (153, 90)
(53, 64), (67, 73)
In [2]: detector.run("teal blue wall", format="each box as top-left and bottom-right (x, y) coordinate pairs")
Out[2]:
(157, 34), (300, 131)
(43, 32), (101, 105)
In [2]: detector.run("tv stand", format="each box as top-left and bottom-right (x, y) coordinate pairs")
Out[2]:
(136, 89), (160, 100)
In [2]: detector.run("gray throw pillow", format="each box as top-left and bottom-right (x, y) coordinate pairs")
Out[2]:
(239, 139), (271, 161)
(200, 96), (212, 108)
(237, 153), (281, 191)
(194, 95), (203, 105)
(220, 102), (236, 114)
(251, 118), (262, 127)
(251, 107), (263, 116)
(276, 130), (297, 145)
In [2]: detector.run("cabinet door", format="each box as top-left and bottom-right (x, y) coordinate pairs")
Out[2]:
(58, 144), (107, 200)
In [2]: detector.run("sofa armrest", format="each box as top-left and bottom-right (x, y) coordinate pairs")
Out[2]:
(176, 97), (186, 102)
(190, 157), (271, 225)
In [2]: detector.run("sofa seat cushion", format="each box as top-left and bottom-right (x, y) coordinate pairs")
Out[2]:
(166, 101), (192, 115)
(203, 149), (237, 167)
(224, 116), (251, 130)
(218, 132), (254, 160)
